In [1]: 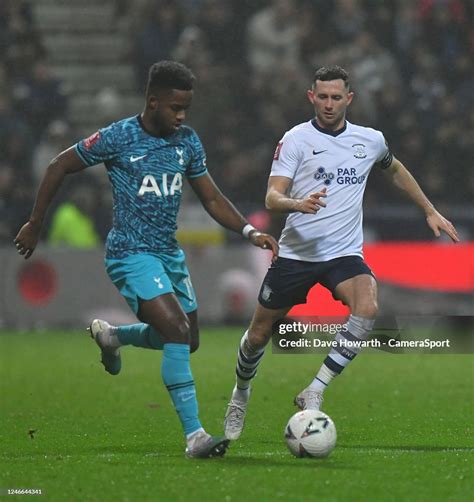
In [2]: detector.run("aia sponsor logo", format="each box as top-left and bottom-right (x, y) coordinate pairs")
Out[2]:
(84, 131), (100, 149)
(137, 173), (183, 197)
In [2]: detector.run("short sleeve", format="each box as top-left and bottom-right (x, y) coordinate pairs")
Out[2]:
(75, 123), (121, 167)
(185, 130), (208, 179)
(270, 132), (301, 178)
(375, 132), (393, 169)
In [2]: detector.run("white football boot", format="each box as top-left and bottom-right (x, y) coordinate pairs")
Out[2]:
(88, 319), (122, 375)
(224, 387), (250, 440)
(185, 430), (230, 458)
(294, 387), (324, 410)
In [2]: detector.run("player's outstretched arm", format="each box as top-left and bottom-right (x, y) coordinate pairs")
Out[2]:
(14, 147), (87, 259)
(384, 157), (459, 242)
(188, 173), (279, 257)
(265, 176), (327, 214)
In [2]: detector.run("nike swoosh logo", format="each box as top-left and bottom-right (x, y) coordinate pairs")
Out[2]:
(130, 154), (147, 162)
(181, 395), (194, 402)
(313, 150), (327, 155)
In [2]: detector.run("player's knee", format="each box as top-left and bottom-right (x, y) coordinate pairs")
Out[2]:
(249, 314), (281, 348)
(166, 317), (191, 344)
(354, 301), (378, 319)
(190, 330), (200, 353)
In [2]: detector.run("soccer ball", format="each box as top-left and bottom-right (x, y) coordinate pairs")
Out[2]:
(284, 410), (337, 458)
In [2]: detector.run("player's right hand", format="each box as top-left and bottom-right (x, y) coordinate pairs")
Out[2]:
(13, 221), (41, 259)
(295, 187), (327, 214)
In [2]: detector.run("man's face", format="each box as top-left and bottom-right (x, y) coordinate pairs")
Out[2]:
(307, 79), (353, 130)
(149, 89), (193, 136)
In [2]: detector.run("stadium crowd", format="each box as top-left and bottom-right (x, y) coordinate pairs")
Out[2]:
(1, 0), (472, 244)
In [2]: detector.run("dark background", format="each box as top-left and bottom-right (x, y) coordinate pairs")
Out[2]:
(1, 0), (472, 244)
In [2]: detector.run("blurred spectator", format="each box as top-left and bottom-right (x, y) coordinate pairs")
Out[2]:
(332, 0), (367, 42)
(393, 0), (421, 78)
(0, 62), (7, 94)
(12, 59), (68, 142)
(347, 31), (401, 124)
(0, 91), (34, 171)
(299, 3), (337, 69)
(365, 1), (395, 50)
(218, 146), (271, 206)
(246, 0), (302, 78)
(94, 87), (123, 124)
(48, 185), (101, 249)
(196, 0), (244, 66)
(418, 0), (468, 64)
(1, 0), (473, 243)
(172, 25), (212, 69)
(0, 0), (45, 80)
(0, 162), (33, 243)
(131, 0), (184, 91)
(373, 83), (403, 144)
(32, 120), (73, 184)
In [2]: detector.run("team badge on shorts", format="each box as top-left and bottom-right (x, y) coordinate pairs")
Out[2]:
(261, 284), (273, 301)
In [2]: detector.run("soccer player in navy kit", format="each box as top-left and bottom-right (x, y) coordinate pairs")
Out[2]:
(14, 61), (278, 458)
(224, 65), (459, 440)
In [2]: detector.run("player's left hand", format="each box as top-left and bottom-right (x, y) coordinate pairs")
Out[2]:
(426, 210), (459, 242)
(249, 231), (279, 260)
(14, 221), (42, 259)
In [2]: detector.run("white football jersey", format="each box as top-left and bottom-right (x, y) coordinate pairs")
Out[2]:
(271, 119), (392, 262)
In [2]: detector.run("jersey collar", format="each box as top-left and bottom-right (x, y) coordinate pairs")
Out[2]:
(311, 119), (347, 137)
(137, 114), (180, 142)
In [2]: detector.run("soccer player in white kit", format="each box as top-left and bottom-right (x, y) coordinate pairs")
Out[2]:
(224, 65), (459, 440)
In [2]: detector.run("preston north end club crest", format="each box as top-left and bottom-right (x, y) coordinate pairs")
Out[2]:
(352, 143), (367, 159)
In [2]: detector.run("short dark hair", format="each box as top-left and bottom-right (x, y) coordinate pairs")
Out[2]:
(146, 61), (195, 96)
(312, 66), (350, 89)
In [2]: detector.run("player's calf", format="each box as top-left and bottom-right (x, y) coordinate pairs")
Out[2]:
(296, 314), (375, 407)
(224, 330), (265, 439)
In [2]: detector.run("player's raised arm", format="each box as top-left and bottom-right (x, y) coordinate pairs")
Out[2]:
(383, 156), (459, 242)
(188, 172), (279, 257)
(14, 147), (87, 259)
(265, 176), (327, 214)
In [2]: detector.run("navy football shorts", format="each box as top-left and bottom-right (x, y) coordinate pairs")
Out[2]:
(258, 255), (375, 310)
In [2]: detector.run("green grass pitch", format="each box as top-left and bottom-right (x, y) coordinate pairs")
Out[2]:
(1, 328), (472, 501)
